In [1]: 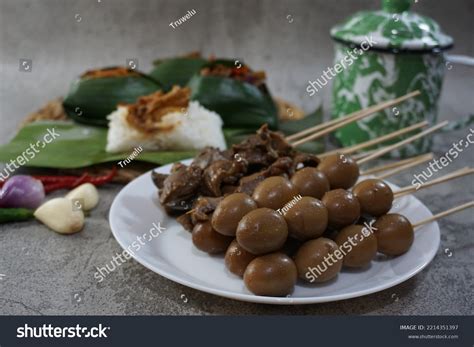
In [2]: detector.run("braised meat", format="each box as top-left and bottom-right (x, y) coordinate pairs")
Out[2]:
(176, 196), (224, 231)
(191, 147), (229, 169)
(151, 171), (168, 190)
(155, 124), (320, 217)
(237, 156), (294, 195)
(232, 124), (293, 168)
(292, 152), (320, 170)
(176, 213), (194, 232)
(159, 162), (202, 206)
(202, 159), (248, 196)
(190, 196), (224, 224)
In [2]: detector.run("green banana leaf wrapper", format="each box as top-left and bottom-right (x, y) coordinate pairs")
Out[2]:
(148, 56), (240, 91)
(63, 72), (161, 127)
(188, 75), (279, 130)
(150, 56), (279, 130)
(149, 57), (208, 91)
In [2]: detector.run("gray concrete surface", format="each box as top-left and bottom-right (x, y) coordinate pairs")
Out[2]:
(0, 0), (473, 315)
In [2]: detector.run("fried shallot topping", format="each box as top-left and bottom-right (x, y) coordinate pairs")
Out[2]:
(201, 64), (266, 87)
(81, 67), (139, 79)
(125, 86), (191, 134)
(20, 98), (68, 127)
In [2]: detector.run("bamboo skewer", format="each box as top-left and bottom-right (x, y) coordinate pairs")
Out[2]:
(320, 121), (428, 158)
(286, 110), (366, 142)
(361, 153), (433, 176)
(393, 167), (474, 198)
(375, 153), (434, 179)
(352, 150), (378, 161)
(290, 91), (421, 146)
(413, 201), (474, 228)
(287, 90), (420, 142)
(357, 121), (449, 165)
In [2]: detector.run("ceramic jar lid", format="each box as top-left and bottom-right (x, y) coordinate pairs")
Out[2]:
(330, 0), (453, 52)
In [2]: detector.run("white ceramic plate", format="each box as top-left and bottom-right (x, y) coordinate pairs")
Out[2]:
(109, 159), (440, 305)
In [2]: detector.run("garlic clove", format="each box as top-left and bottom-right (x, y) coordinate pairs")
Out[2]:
(34, 198), (84, 234)
(65, 183), (99, 211)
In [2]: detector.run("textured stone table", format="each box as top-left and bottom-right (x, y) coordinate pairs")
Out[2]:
(0, 0), (473, 315)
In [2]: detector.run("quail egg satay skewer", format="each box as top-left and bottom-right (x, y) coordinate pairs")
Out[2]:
(290, 167), (330, 199)
(321, 189), (361, 229)
(317, 122), (448, 190)
(304, 201), (474, 278)
(243, 252), (298, 297)
(375, 201), (474, 256)
(294, 237), (344, 283)
(211, 193), (257, 236)
(238, 163), (470, 239)
(352, 179), (394, 217)
(251, 176), (299, 210)
(249, 176), (330, 240)
(236, 208), (288, 255)
(225, 240), (257, 277)
(288, 154), (438, 230)
(295, 167), (472, 241)
(335, 224), (378, 268)
(282, 196), (328, 241)
(353, 167), (474, 217)
(192, 221), (233, 254)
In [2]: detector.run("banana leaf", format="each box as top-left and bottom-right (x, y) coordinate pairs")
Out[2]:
(0, 122), (194, 169)
(149, 57), (208, 91)
(63, 74), (160, 127)
(188, 75), (279, 130)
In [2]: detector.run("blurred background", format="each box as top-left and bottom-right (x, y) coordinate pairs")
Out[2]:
(1, 0), (473, 142)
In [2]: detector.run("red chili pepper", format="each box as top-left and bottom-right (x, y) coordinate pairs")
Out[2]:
(42, 167), (117, 193)
(71, 172), (90, 187)
(44, 181), (75, 193)
(32, 175), (80, 184)
(87, 166), (117, 186)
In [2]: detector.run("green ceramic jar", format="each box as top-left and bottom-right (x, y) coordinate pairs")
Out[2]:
(330, 0), (453, 157)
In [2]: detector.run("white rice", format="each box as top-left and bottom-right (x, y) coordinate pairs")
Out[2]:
(106, 101), (226, 153)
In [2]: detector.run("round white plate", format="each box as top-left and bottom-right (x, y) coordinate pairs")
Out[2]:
(109, 159), (440, 305)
